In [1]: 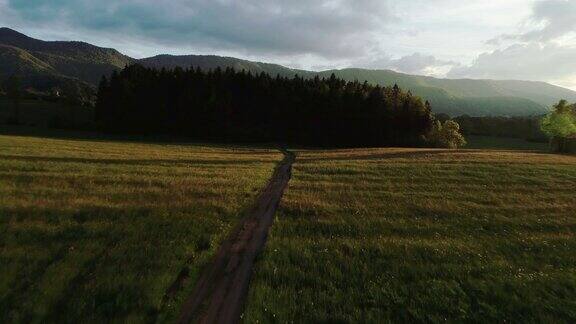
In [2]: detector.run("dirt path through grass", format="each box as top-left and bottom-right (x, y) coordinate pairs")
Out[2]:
(177, 149), (294, 324)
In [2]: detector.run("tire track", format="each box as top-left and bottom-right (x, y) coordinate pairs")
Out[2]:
(177, 149), (294, 324)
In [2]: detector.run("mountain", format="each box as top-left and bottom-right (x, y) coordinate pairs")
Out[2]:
(314, 69), (557, 116)
(317, 68), (576, 108)
(0, 27), (133, 88)
(139, 54), (309, 77)
(2, 27), (576, 116)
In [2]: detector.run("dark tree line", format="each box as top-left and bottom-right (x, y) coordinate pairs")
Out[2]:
(1, 74), (22, 124)
(453, 115), (547, 143)
(96, 64), (435, 147)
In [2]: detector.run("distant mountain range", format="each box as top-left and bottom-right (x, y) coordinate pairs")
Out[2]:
(2, 27), (576, 116)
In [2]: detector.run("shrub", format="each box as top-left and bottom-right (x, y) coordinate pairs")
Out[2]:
(428, 120), (467, 149)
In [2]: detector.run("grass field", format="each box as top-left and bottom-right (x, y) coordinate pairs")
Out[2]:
(245, 148), (576, 323)
(0, 131), (282, 323)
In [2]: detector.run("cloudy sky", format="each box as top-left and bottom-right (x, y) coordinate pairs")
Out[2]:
(1, 0), (576, 89)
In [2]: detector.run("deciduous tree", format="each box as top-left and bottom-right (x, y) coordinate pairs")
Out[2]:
(541, 100), (576, 152)
(428, 120), (467, 149)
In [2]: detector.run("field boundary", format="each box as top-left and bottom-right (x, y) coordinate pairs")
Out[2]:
(177, 149), (294, 324)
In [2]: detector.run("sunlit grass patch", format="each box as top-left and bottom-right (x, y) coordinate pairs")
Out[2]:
(0, 132), (282, 323)
(246, 148), (576, 323)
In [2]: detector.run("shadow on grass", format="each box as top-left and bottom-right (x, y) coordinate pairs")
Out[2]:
(300, 148), (567, 163)
(0, 154), (274, 166)
(300, 149), (454, 162)
(0, 125), (281, 151)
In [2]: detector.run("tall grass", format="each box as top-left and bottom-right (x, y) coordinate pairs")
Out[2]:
(245, 148), (576, 323)
(0, 132), (282, 322)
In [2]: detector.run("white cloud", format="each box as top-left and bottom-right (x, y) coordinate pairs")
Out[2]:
(449, 43), (576, 81)
(4, 0), (396, 60)
(361, 53), (459, 76)
(521, 0), (576, 42)
(450, 0), (576, 90)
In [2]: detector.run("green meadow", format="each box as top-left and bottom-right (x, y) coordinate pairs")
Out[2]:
(1, 127), (576, 323)
(245, 148), (576, 323)
(0, 131), (281, 323)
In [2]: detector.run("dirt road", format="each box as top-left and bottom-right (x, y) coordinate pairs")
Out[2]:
(177, 149), (294, 324)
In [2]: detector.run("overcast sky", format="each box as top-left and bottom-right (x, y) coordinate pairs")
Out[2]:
(2, 0), (576, 89)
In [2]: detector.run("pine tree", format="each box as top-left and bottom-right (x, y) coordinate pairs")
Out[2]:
(95, 64), (436, 147)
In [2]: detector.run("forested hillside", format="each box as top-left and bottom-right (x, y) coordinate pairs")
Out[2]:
(139, 54), (308, 78)
(0, 28), (133, 92)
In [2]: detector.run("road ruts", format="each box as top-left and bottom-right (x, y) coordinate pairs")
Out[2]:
(177, 149), (295, 324)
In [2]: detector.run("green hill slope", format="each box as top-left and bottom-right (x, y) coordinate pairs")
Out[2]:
(0, 27), (134, 89)
(316, 69), (573, 116)
(0, 44), (54, 75)
(0, 44), (94, 93)
(318, 68), (576, 106)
